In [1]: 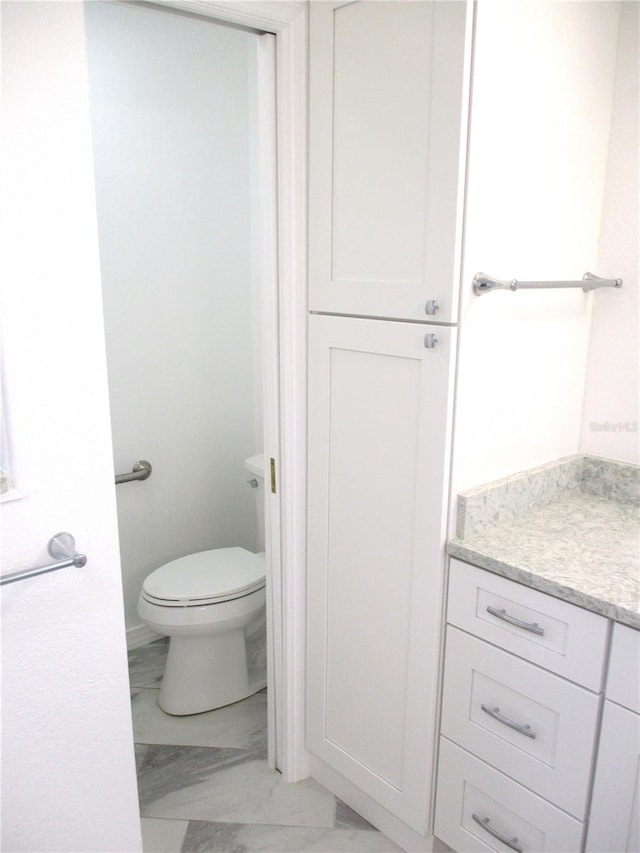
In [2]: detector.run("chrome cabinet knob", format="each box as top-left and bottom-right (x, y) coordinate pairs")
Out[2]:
(424, 333), (438, 349)
(425, 299), (440, 315)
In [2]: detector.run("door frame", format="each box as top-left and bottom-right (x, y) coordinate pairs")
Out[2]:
(142, 0), (309, 783)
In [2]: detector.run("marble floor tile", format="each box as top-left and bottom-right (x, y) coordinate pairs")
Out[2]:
(141, 817), (189, 853)
(130, 640), (387, 849)
(136, 743), (150, 772)
(180, 820), (403, 852)
(139, 745), (336, 828)
(131, 688), (267, 750)
(129, 638), (169, 688)
(335, 799), (377, 831)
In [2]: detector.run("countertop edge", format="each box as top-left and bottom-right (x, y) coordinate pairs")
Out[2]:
(447, 539), (640, 631)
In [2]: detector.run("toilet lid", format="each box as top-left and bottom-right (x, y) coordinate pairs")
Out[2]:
(141, 547), (266, 607)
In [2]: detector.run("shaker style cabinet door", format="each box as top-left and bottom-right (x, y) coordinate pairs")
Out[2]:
(587, 626), (640, 853)
(306, 313), (456, 832)
(585, 700), (640, 853)
(308, 0), (471, 323)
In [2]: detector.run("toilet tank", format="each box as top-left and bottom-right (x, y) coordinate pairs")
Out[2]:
(244, 454), (266, 552)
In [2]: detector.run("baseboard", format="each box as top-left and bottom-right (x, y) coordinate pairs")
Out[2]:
(126, 624), (164, 650)
(309, 755), (434, 853)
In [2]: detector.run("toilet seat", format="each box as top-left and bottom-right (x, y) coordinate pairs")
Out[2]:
(141, 547), (265, 607)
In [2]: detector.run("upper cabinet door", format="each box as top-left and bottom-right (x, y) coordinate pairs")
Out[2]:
(309, 0), (471, 323)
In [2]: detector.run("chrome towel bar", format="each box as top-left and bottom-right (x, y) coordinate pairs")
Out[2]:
(0, 532), (87, 587)
(115, 459), (152, 484)
(473, 271), (623, 296)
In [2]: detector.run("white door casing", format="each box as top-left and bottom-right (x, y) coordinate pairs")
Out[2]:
(110, 0), (310, 783)
(255, 29), (280, 771)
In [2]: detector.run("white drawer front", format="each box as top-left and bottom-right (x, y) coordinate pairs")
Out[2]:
(448, 559), (608, 690)
(441, 627), (600, 818)
(434, 739), (584, 853)
(607, 623), (640, 713)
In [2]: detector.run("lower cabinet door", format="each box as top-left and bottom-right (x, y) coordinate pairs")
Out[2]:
(306, 313), (456, 832)
(434, 739), (584, 853)
(606, 624), (640, 713)
(586, 700), (640, 852)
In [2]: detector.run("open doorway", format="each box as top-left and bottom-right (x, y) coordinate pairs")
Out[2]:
(84, 0), (280, 774)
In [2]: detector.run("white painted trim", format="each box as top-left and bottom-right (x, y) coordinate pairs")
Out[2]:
(143, 0), (305, 32)
(135, 0), (309, 782)
(127, 625), (164, 650)
(272, 1), (309, 785)
(256, 30), (280, 773)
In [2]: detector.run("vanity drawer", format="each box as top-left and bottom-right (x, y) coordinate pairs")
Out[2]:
(441, 626), (600, 818)
(447, 559), (608, 690)
(606, 623), (640, 713)
(434, 738), (584, 853)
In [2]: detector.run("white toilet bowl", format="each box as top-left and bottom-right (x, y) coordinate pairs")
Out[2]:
(137, 546), (266, 715)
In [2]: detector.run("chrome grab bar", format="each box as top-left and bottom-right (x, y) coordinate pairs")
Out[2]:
(473, 271), (623, 296)
(0, 533), (87, 587)
(115, 459), (152, 485)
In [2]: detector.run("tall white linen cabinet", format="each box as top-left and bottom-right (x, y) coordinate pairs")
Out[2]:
(306, 1), (473, 846)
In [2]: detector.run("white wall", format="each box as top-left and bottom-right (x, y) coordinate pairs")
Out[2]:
(451, 0), (621, 494)
(1, 2), (141, 849)
(84, 3), (261, 632)
(580, 1), (639, 464)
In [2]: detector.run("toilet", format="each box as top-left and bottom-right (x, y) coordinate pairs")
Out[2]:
(137, 456), (267, 715)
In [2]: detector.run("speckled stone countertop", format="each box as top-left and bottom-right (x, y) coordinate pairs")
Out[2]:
(448, 454), (640, 629)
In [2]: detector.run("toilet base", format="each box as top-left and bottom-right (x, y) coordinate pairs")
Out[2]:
(158, 629), (266, 715)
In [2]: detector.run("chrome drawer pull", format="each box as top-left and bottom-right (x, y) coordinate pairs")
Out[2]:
(472, 813), (523, 852)
(481, 703), (537, 739)
(486, 605), (545, 636)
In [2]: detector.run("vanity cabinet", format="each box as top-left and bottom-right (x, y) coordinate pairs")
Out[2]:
(435, 559), (609, 851)
(437, 560), (640, 853)
(586, 624), (640, 853)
